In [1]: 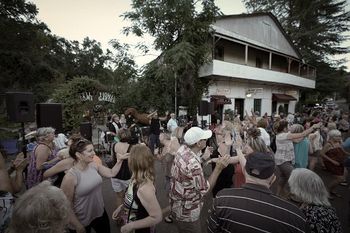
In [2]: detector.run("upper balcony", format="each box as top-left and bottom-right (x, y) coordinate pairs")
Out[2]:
(199, 36), (316, 89)
(199, 60), (315, 89)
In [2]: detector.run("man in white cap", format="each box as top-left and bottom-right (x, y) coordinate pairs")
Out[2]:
(169, 127), (230, 233)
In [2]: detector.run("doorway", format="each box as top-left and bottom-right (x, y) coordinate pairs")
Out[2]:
(235, 98), (244, 120)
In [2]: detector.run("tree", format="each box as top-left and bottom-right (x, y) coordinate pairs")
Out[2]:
(122, 0), (220, 113)
(243, 0), (350, 100)
(52, 77), (111, 131)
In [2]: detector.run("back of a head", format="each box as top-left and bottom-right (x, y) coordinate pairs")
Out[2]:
(274, 120), (288, 133)
(257, 118), (267, 128)
(328, 129), (341, 139)
(117, 128), (131, 143)
(7, 181), (69, 233)
(128, 144), (155, 184)
(36, 127), (55, 141)
(246, 128), (270, 154)
(244, 152), (275, 180)
(288, 168), (330, 206)
(290, 124), (304, 134)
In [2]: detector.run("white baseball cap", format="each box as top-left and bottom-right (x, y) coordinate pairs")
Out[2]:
(184, 127), (212, 145)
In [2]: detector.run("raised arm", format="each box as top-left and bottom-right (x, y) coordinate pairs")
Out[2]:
(43, 158), (74, 179)
(10, 153), (28, 193)
(96, 157), (123, 178)
(287, 122), (321, 140)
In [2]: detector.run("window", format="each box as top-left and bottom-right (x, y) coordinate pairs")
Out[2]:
(254, 99), (262, 115)
(214, 46), (224, 60)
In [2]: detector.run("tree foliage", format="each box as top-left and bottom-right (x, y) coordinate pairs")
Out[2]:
(0, 0), (140, 131)
(123, 0), (220, 113)
(51, 77), (111, 131)
(243, 0), (350, 100)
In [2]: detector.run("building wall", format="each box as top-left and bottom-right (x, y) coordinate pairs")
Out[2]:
(214, 15), (299, 58)
(200, 80), (299, 124)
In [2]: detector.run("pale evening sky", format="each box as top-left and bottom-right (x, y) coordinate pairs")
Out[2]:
(31, 0), (349, 70)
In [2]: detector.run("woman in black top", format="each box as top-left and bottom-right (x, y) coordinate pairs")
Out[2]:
(112, 144), (162, 233)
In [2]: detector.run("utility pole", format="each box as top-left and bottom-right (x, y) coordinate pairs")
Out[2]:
(174, 72), (177, 117)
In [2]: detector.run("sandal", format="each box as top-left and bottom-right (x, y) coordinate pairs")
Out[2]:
(164, 215), (173, 223)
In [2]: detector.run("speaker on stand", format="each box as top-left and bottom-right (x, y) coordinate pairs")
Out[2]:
(198, 100), (209, 116)
(208, 102), (215, 128)
(198, 100), (209, 128)
(36, 103), (63, 133)
(6, 92), (35, 157)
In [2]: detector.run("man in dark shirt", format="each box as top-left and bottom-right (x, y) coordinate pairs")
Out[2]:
(147, 110), (167, 155)
(207, 150), (308, 233)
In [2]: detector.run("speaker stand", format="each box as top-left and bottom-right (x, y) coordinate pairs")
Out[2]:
(20, 122), (27, 157)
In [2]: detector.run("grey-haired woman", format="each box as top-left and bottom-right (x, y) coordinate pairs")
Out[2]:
(288, 168), (342, 233)
(26, 127), (61, 188)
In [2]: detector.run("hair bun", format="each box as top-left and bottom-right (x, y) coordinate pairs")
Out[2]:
(247, 127), (261, 139)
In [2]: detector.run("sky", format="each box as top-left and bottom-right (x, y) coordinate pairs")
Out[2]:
(30, 0), (246, 67)
(31, 0), (349, 70)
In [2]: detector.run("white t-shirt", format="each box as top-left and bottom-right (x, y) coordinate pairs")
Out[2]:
(167, 118), (178, 133)
(258, 127), (271, 147)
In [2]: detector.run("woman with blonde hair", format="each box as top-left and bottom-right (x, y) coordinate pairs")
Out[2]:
(233, 127), (272, 188)
(112, 144), (162, 233)
(288, 168), (342, 232)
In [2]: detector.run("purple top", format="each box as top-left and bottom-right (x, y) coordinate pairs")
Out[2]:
(26, 143), (57, 189)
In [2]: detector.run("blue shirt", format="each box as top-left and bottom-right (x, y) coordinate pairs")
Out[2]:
(294, 137), (309, 168)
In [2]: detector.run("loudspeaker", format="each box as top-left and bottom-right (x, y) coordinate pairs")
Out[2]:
(5, 92), (35, 123)
(198, 100), (209, 116)
(36, 103), (63, 133)
(80, 122), (92, 141)
(208, 102), (215, 115)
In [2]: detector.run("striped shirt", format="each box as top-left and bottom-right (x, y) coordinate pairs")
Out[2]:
(207, 183), (308, 233)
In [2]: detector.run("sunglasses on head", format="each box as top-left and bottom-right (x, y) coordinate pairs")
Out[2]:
(76, 138), (89, 146)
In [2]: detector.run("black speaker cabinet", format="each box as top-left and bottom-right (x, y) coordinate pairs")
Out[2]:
(198, 100), (209, 116)
(208, 102), (215, 115)
(5, 92), (35, 123)
(36, 103), (63, 133)
(80, 122), (92, 141)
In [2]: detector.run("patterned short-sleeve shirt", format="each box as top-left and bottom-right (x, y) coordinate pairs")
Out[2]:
(275, 132), (295, 165)
(169, 145), (209, 222)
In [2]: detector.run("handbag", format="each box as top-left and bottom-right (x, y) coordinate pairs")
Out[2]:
(115, 186), (135, 226)
(115, 206), (131, 226)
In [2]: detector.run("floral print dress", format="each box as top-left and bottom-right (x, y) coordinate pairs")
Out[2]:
(301, 204), (342, 233)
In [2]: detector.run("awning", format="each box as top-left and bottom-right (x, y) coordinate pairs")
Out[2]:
(272, 93), (297, 102)
(210, 95), (232, 105)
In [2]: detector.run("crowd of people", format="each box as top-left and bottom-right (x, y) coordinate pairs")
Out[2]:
(0, 107), (349, 233)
